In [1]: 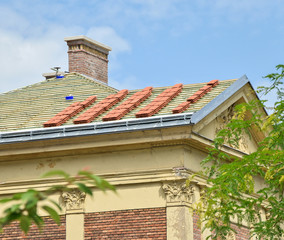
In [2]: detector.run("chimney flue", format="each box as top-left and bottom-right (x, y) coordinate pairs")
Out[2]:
(64, 36), (112, 84)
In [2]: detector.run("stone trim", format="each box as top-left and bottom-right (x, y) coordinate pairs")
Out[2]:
(61, 189), (86, 212)
(162, 180), (194, 207)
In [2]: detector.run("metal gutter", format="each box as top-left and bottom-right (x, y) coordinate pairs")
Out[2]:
(0, 113), (193, 144)
(190, 75), (250, 124)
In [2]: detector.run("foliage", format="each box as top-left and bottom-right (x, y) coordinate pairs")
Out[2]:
(0, 170), (115, 234)
(197, 65), (284, 239)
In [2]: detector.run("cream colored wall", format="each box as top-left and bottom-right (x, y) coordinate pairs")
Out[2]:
(0, 126), (194, 219)
(0, 183), (165, 217)
(85, 182), (165, 212)
(193, 84), (264, 154)
(197, 116), (259, 154)
(0, 144), (186, 184)
(183, 146), (208, 173)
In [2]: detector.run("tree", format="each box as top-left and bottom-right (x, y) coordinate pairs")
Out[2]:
(0, 170), (115, 234)
(195, 65), (284, 239)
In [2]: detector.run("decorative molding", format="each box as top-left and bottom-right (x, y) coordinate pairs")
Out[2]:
(162, 180), (195, 206)
(215, 104), (248, 152)
(61, 189), (86, 211)
(226, 231), (236, 240)
(151, 140), (190, 148)
(215, 104), (235, 134)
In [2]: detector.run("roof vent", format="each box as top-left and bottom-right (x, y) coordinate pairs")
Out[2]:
(42, 67), (65, 80)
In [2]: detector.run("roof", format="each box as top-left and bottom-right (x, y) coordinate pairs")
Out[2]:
(0, 73), (237, 133)
(0, 73), (236, 133)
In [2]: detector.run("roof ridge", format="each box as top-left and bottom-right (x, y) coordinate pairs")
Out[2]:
(0, 72), (118, 97)
(67, 72), (118, 92)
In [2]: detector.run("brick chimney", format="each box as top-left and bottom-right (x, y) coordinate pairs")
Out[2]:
(64, 36), (112, 84)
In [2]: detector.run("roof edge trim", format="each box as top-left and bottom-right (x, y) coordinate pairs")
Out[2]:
(190, 75), (249, 124)
(0, 113), (193, 144)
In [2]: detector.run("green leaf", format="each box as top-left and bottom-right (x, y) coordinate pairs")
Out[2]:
(21, 189), (37, 201)
(10, 204), (21, 213)
(42, 205), (60, 225)
(0, 198), (13, 204)
(75, 183), (93, 196)
(12, 193), (22, 200)
(78, 171), (102, 184)
(20, 215), (31, 234)
(29, 212), (43, 228)
(101, 179), (116, 192)
(78, 171), (115, 192)
(25, 198), (38, 210)
(41, 170), (70, 180)
(279, 175), (284, 184)
(48, 199), (62, 211)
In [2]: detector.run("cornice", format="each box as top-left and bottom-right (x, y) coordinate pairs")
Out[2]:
(0, 168), (197, 195)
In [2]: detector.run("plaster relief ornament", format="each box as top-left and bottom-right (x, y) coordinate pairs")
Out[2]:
(61, 189), (86, 210)
(226, 231), (236, 240)
(215, 104), (248, 152)
(162, 181), (194, 205)
(215, 105), (235, 134)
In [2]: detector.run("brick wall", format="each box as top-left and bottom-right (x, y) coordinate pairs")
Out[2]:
(193, 212), (202, 240)
(85, 208), (167, 239)
(193, 213), (251, 240)
(0, 216), (66, 240)
(68, 49), (108, 84)
(232, 224), (250, 240)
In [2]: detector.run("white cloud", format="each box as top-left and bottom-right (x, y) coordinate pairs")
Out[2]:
(0, 5), (131, 93)
(0, 27), (71, 93)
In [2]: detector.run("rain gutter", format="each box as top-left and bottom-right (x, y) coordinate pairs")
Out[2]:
(0, 112), (193, 144)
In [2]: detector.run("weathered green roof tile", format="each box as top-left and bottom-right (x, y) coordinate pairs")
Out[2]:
(0, 73), (236, 132)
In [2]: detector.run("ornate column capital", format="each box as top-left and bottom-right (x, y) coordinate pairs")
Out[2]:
(226, 231), (236, 240)
(162, 180), (195, 206)
(61, 189), (86, 213)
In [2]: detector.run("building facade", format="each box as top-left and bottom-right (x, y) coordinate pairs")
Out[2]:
(0, 36), (266, 239)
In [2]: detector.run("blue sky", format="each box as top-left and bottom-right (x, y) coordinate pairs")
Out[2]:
(0, 0), (283, 107)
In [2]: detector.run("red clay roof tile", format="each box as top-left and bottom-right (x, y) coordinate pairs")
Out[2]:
(136, 83), (183, 118)
(207, 79), (219, 87)
(176, 80), (220, 114)
(43, 96), (97, 127)
(74, 90), (129, 124)
(103, 87), (152, 122)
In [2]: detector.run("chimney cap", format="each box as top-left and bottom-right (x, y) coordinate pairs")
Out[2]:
(64, 35), (112, 52)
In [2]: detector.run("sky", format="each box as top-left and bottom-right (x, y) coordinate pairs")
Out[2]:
(0, 0), (283, 107)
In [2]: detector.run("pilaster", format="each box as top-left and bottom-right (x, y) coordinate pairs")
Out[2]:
(162, 180), (195, 240)
(61, 189), (86, 240)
